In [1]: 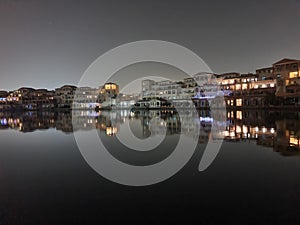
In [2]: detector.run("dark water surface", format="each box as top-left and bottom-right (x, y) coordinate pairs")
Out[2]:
(0, 110), (300, 225)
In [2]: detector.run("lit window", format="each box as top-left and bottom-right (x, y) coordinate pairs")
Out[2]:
(236, 111), (242, 119)
(242, 84), (248, 90)
(236, 99), (242, 106)
(290, 137), (299, 146)
(289, 71), (299, 78)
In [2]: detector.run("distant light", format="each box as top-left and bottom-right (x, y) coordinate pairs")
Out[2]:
(270, 128), (275, 134)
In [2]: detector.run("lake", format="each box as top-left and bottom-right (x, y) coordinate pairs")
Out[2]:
(0, 109), (300, 225)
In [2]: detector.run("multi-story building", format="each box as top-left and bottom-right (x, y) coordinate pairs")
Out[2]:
(98, 82), (119, 103)
(256, 67), (274, 80)
(55, 85), (77, 108)
(33, 89), (55, 109)
(181, 77), (197, 98)
(273, 58), (300, 98)
(115, 93), (140, 108)
(141, 79), (182, 100)
(0, 91), (7, 98)
(73, 87), (99, 109)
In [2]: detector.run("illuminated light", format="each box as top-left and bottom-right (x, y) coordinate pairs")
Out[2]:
(223, 131), (229, 136)
(262, 84), (267, 88)
(242, 84), (248, 90)
(236, 125), (241, 133)
(1, 118), (7, 125)
(243, 125), (248, 133)
(254, 85), (258, 89)
(286, 80), (289, 86)
(236, 110), (242, 119)
(255, 127), (259, 132)
(290, 137), (299, 146)
(230, 131), (235, 137)
(289, 71), (299, 78)
(270, 128), (275, 134)
(270, 83), (275, 87)
(235, 84), (241, 90)
(262, 127), (267, 133)
(236, 99), (242, 107)
(200, 117), (213, 123)
(106, 127), (118, 136)
(229, 79), (235, 84)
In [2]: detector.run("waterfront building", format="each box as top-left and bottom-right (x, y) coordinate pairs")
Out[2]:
(73, 87), (99, 109)
(0, 91), (8, 98)
(256, 67), (274, 80)
(181, 77), (197, 98)
(115, 93), (139, 108)
(98, 82), (119, 103)
(141, 79), (182, 100)
(55, 85), (77, 108)
(273, 58), (300, 98)
(34, 89), (55, 109)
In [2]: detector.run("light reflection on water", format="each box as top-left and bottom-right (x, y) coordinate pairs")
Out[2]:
(0, 109), (300, 156)
(1, 110), (300, 224)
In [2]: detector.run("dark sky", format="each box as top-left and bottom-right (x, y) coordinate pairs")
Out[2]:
(0, 0), (300, 91)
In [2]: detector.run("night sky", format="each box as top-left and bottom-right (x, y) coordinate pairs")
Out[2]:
(0, 0), (299, 91)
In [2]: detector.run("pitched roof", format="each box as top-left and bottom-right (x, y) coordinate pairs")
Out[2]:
(273, 58), (299, 65)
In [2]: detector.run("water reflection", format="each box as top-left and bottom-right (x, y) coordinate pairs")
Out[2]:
(1, 110), (300, 156)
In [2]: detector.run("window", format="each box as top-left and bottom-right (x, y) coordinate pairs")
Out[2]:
(289, 71), (299, 78)
(236, 99), (242, 107)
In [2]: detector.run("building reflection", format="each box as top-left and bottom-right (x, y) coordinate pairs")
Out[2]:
(1, 110), (300, 156)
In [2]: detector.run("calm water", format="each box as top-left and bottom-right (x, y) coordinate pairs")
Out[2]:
(1, 109), (300, 224)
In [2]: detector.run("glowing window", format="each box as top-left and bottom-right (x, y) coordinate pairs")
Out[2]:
(236, 99), (242, 106)
(242, 84), (248, 90)
(236, 110), (242, 119)
(289, 71), (299, 78)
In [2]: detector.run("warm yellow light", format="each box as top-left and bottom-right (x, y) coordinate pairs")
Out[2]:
(222, 80), (228, 85)
(236, 110), (242, 119)
(235, 84), (241, 90)
(242, 84), (248, 90)
(290, 137), (299, 146)
(289, 71), (299, 78)
(243, 125), (248, 133)
(106, 127), (118, 136)
(270, 128), (275, 134)
(236, 99), (242, 106)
